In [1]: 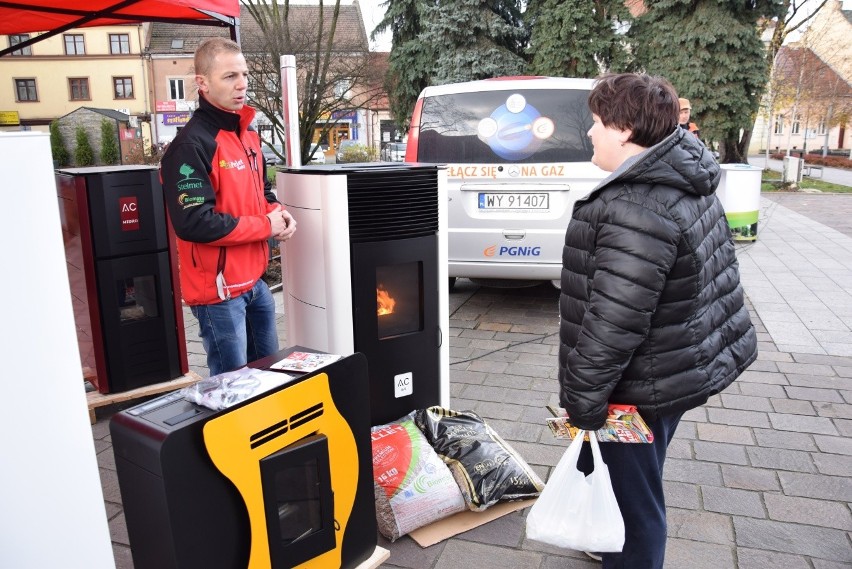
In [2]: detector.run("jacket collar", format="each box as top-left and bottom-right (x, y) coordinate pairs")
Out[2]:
(195, 94), (257, 134)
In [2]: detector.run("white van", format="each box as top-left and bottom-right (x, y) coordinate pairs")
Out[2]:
(405, 77), (606, 288)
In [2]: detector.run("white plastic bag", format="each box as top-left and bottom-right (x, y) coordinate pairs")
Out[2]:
(525, 430), (625, 552)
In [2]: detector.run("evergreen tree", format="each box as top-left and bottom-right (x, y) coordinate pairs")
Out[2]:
(100, 119), (120, 165)
(629, 0), (785, 162)
(420, 0), (529, 85)
(74, 126), (95, 167)
(49, 120), (69, 167)
(373, 0), (432, 129)
(526, 0), (633, 78)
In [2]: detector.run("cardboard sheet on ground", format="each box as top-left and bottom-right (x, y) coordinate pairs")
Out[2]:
(407, 498), (536, 548)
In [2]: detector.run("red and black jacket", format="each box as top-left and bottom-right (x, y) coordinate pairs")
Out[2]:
(160, 95), (280, 305)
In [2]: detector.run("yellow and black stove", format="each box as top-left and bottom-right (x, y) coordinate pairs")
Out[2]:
(110, 349), (376, 569)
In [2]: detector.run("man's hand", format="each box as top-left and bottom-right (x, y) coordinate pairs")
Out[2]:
(267, 209), (297, 242)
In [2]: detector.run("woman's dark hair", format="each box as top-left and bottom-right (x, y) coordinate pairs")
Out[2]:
(588, 73), (679, 148)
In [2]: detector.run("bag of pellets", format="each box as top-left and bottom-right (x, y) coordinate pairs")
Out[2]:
(371, 412), (466, 541)
(413, 407), (545, 512)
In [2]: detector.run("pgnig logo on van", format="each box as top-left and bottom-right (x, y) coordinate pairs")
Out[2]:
(484, 245), (542, 257)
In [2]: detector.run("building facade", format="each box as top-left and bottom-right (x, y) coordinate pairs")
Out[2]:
(0, 24), (152, 153)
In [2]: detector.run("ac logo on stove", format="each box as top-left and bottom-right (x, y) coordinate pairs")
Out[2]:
(394, 372), (413, 398)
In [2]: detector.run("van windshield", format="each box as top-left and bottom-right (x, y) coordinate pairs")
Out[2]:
(417, 88), (594, 164)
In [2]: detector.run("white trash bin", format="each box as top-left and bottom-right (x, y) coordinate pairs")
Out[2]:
(716, 164), (762, 241)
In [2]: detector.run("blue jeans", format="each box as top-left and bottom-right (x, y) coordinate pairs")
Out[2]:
(576, 411), (684, 569)
(190, 280), (280, 376)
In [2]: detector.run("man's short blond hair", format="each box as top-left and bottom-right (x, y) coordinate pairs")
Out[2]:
(194, 37), (242, 77)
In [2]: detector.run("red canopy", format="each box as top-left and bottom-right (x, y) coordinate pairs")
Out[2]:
(0, 0), (240, 55)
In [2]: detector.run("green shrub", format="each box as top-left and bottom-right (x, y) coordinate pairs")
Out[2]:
(100, 119), (120, 165)
(49, 121), (69, 167)
(74, 126), (95, 166)
(340, 143), (378, 163)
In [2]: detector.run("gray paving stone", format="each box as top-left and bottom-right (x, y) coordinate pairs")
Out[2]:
(666, 508), (734, 544)
(768, 412), (839, 435)
(107, 511), (129, 546)
(475, 402), (525, 422)
(448, 369), (487, 385)
(814, 434), (852, 455)
(771, 397), (818, 415)
(503, 362), (555, 379)
(745, 359), (779, 372)
(664, 538), (737, 569)
(778, 471), (852, 501)
(701, 486), (766, 517)
(792, 353), (852, 367)
(719, 393), (774, 412)
(682, 406), (707, 422)
(756, 351), (794, 362)
(459, 328), (497, 340)
(673, 421), (697, 440)
(753, 428), (818, 451)
(764, 494), (852, 530)
(812, 452), (852, 476)
(459, 384), (507, 403)
(433, 538), (543, 569)
(506, 342), (553, 355)
(510, 440), (568, 469)
(486, 418), (543, 443)
(696, 423), (756, 445)
(777, 361), (837, 376)
(834, 418), (852, 437)
(811, 560), (852, 569)
(539, 554), (601, 569)
(733, 517), (852, 562)
(735, 547), (812, 569)
(786, 373), (852, 390)
(737, 370), (790, 385)
(738, 382), (787, 397)
(664, 459), (723, 486)
(694, 441), (750, 465)
(707, 408), (771, 428)
(746, 447), (816, 473)
(455, 509), (527, 548)
(815, 401), (852, 419)
(378, 534), (444, 569)
(785, 385), (845, 402)
(721, 464), (781, 492)
(663, 480), (701, 509)
(666, 439), (693, 459)
(482, 373), (534, 390)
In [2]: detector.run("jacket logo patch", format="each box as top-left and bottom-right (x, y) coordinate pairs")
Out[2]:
(178, 192), (204, 209)
(219, 158), (247, 171)
(176, 163), (203, 192)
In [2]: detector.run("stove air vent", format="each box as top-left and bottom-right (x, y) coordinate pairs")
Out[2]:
(346, 169), (439, 242)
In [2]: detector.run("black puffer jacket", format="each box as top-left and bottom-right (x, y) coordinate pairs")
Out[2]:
(558, 128), (757, 430)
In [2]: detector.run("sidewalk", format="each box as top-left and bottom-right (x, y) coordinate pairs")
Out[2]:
(748, 154), (852, 187)
(93, 195), (852, 568)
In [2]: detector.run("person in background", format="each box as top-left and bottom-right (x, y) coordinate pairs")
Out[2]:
(678, 97), (701, 138)
(160, 37), (296, 376)
(557, 73), (756, 567)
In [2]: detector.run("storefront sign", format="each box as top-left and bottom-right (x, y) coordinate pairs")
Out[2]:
(156, 101), (177, 112)
(0, 111), (20, 126)
(162, 112), (191, 126)
(331, 110), (357, 120)
(121, 127), (136, 140)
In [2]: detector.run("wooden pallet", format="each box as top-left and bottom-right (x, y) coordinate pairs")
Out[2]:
(86, 370), (203, 424)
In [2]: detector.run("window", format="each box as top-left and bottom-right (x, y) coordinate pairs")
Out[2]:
(64, 34), (85, 55)
(168, 78), (185, 100)
(773, 114), (784, 135)
(15, 78), (37, 102)
(69, 78), (90, 101)
(113, 77), (134, 99)
(171, 39), (184, 49)
(9, 34), (31, 56)
(791, 114), (800, 135)
(109, 34), (130, 55)
(817, 119), (827, 135)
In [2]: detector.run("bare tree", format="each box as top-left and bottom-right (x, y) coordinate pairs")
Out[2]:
(240, 1), (385, 164)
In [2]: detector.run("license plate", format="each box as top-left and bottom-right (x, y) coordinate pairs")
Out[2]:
(478, 193), (549, 210)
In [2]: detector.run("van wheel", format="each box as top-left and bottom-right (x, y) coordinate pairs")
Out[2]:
(448, 277), (457, 291)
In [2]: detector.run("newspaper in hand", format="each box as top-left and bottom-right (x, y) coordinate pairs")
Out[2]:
(269, 351), (342, 373)
(545, 404), (654, 443)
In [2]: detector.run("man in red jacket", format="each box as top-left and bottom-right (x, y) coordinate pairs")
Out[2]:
(160, 37), (296, 375)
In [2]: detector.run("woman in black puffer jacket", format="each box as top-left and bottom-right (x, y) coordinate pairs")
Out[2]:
(557, 73), (756, 568)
